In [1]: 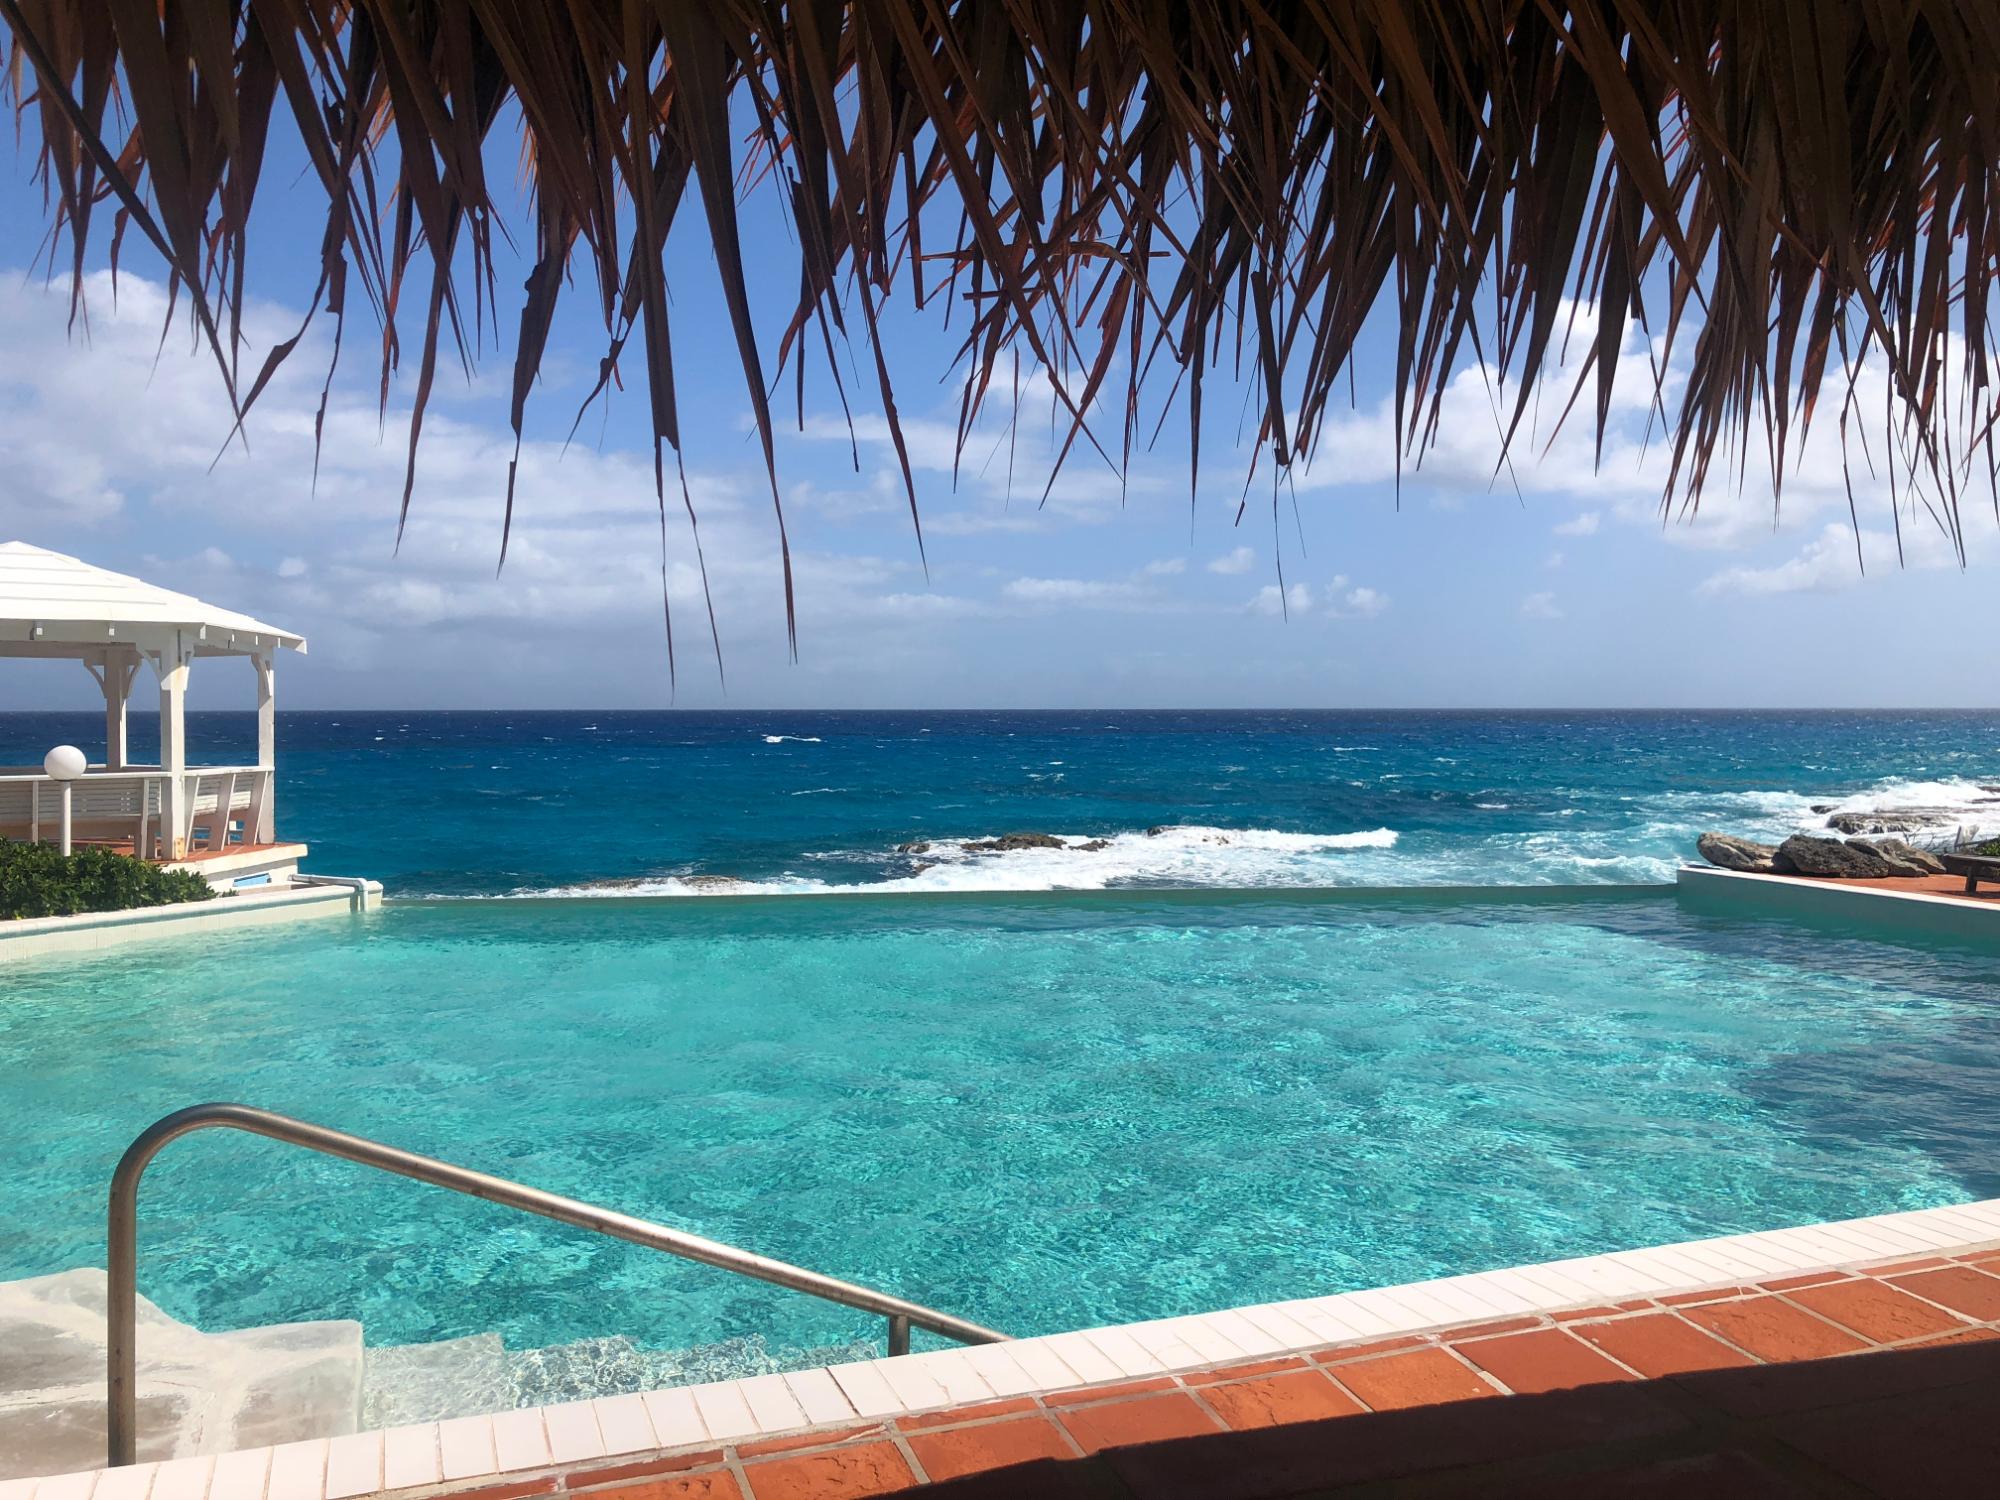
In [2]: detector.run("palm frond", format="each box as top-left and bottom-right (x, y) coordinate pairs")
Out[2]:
(5, 0), (1996, 651)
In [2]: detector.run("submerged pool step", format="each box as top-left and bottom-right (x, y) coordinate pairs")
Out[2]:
(359, 1331), (878, 1428)
(360, 1334), (510, 1429)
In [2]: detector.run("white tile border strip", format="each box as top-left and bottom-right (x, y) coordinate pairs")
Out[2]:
(15, 1196), (2000, 1498)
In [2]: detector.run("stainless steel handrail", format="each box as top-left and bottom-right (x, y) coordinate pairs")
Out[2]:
(107, 1102), (1008, 1466)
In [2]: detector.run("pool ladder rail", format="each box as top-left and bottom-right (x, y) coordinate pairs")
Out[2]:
(106, 1102), (1009, 1468)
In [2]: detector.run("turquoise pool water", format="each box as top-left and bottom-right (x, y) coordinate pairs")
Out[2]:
(3, 890), (1997, 1372)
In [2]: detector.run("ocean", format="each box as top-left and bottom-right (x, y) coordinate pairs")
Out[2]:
(4, 709), (1998, 895)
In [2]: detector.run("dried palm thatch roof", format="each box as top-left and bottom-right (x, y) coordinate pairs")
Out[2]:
(4, 1), (1998, 660)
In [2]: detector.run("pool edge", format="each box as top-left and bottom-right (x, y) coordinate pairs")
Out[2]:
(25, 1195), (2000, 1499)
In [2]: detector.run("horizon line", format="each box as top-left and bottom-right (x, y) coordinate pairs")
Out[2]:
(4, 705), (1999, 716)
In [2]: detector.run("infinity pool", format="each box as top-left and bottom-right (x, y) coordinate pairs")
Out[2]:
(2, 889), (1996, 1378)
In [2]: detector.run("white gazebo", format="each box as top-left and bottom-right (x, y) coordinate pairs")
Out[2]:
(0, 542), (307, 878)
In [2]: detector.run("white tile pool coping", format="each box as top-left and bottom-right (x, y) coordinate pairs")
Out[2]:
(10, 1195), (2000, 1499)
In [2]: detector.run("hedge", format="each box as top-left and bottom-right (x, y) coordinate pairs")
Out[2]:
(0, 841), (216, 920)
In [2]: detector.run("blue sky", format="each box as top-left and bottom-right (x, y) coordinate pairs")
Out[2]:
(1, 127), (1992, 711)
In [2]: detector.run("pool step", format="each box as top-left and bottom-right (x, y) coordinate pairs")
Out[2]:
(359, 1333), (510, 1429)
(0, 1268), (361, 1481)
(360, 1330), (878, 1425)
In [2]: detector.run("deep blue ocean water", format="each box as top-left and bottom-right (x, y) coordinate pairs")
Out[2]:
(5, 709), (1999, 894)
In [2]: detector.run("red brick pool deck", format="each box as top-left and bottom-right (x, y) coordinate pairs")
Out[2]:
(382, 1246), (2000, 1500)
(1768, 870), (2000, 904)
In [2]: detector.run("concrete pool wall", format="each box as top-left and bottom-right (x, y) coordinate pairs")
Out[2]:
(1676, 863), (2000, 942)
(0, 878), (381, 962)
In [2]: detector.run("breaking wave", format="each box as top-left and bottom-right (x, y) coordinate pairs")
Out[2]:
(1641, 775), (2000, 846)
(511, 824), (1401, 898)
(487, 776), (2000, 901)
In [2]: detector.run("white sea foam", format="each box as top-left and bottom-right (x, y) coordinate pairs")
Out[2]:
(761, 735), (823, 744)
(1811, 776), (2000, 830)
(512, 824), (1401, 898)
(1643, 774), (2000, 846)
(494, 774), (2000, 902)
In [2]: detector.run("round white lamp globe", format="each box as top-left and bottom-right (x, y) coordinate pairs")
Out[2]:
(43, 744), (88, 780)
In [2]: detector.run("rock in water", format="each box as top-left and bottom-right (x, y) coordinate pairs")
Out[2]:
(1826, 808), (1956, 835)
(1771, 835), (1902, 878)
(1696, 832), (1778, 873)
(959, 832), (1066, 853)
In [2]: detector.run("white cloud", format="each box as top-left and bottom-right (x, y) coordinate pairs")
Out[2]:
(1697, 524), (1867, 597)
(1544, 551), (1566, 570)
(1002, 576), (1150, 609)
(1519, 591), (1564, 620)
(1207, 545), (1256, 575)
(0, 269), (992, 693)
(1695, 498), (1999, 601)
(1338, 585), (1388, 617)
(1285, 302), (1996, 568)
(1142, 557), (1187, 576)
(871, 591), (990, 618)
(1249, 582), (1314, 616)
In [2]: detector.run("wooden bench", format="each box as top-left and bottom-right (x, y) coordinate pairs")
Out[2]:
(1939, 853), (2000, 893)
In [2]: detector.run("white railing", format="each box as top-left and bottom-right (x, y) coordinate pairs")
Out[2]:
(0, 765), (273, 856)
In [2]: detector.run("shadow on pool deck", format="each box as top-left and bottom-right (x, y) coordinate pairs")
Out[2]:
(910, 1338), (2000, 1497)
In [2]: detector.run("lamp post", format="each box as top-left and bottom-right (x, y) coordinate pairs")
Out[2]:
(44, 744), (87, 856)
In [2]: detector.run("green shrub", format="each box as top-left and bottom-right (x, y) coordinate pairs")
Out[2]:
(0, 841), (216, 920)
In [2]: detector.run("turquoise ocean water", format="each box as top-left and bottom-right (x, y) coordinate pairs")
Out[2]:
(2, 711), (1999, 1379)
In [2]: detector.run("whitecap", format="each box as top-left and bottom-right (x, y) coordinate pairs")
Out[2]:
(505, 824), (1404, 898)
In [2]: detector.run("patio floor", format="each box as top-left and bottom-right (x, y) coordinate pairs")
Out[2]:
(1765, 870), (2000, 905)
(386, 1246), (2000, 1499)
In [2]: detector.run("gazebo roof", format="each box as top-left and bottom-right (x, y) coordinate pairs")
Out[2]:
(0, 542), (305, 656)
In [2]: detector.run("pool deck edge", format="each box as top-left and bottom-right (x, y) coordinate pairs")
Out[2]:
(1676, 862), (2000, 937)
(17, 1195), (2000, 1499)
(0, 877), (383, 960)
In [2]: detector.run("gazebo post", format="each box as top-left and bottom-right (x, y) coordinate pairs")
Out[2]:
(253, 649), (276, 843)
(103, 645), (136, 771)
(157, 636), (193, 858)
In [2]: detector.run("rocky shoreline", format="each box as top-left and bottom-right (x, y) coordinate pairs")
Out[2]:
(1696, 830), (1948, 878)
(1695, 784), (2000, 878)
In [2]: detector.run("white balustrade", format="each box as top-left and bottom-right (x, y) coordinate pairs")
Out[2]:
(0, 764), (275, 858)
